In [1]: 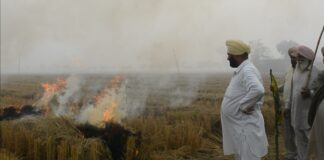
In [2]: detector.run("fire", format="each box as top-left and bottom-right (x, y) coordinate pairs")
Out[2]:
(40, 78), (66, 101)
(37, 78), (66, 114)
(41, 78), (66, 94)
(103, 100), (118, 122)
(93, 75), (124, 123)
(103, 75), (124, 122)
(33, 75), (125, 125)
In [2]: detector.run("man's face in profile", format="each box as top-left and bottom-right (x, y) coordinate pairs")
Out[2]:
(227, 53), (239, 68)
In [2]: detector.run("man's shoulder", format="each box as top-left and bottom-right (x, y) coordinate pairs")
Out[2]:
(241, 62), (260, 73)
(239, 63), (263, 81)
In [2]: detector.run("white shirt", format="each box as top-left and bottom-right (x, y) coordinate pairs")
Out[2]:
(291, 65), (319, 129)
(221, 60), (268, 156)
(283, 67), (294, 109)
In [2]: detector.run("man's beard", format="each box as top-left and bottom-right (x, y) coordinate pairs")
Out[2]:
(297, 61), (310, 71)
(229, 57), (239, 68)
(291, 60), (297, 68)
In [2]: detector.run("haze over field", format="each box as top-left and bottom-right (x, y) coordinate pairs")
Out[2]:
(1, 0), (324, 74)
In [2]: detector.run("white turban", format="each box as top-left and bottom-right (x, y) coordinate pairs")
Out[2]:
(226, 40), (251, 55)
(297, 45), (314, 60)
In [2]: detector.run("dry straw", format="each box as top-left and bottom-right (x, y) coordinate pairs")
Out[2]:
(0, 116), (112, 160)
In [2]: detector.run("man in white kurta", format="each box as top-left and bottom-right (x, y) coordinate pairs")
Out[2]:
(291, 45), (319, 160)
(221, 40), (268, 160)
(282, 47), (298, 160)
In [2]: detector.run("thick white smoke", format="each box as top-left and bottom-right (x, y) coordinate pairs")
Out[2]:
(56, 75), (84, 116)
(36, 74), (207, 126)
(2, 0), (323, 73)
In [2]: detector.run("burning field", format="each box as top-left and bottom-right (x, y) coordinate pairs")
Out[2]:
(0, 73), (285, 160)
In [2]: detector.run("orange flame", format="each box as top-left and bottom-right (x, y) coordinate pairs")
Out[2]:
(103, 100), (118, 122)
(39, 78), (66, 115)
(100, 75), (124, 122)
(41, 78), (66, 94)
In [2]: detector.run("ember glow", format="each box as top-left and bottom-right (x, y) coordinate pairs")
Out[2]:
(103, 101), (118, 122)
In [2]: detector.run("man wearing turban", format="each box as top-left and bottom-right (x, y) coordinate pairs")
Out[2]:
(221, 40), (268, 160)
(281, 47), (298, 160)
(290, 45), (319, 160)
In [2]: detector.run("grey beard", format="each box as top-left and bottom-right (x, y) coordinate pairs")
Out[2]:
(298, 61), (311, 71)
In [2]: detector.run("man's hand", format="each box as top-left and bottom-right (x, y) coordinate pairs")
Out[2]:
(301, 87), (311, 98)
(283, 108), (290, 118)
(242, 107), (255, 114)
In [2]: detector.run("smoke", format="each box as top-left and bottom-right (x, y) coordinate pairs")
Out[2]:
(35, 74), (207, 126)
(250, 40), (272, 60)
(77, 80), (126, 126)
(154, 74), (204, 107)
(35, 75), (107, 114)
(120, 75), (149, 118)
(77, 105), (103, 126)
(276, 40), (299, 58)
(56, 75), (84, 115)
(1, 0), (323, 73)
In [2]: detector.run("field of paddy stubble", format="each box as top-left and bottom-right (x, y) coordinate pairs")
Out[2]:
(0, 73), (286, 160)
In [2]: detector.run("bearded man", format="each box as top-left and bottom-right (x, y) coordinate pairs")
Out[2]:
(290, 45), (319, 160)
(221, 39), (268, 160)
(282, 47), (298, 160)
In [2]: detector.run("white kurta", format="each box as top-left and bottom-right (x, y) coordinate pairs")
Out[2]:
(291, 66), (319, 160)
(291, 66), (319, 129)
(282, 67), (298, 159)
(283, 67), (294, 109)
(221, 60), (268, 157)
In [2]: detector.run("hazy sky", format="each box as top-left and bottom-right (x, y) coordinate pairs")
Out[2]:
(1, 0), (324, 73)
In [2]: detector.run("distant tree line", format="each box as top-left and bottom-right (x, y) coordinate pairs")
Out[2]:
(249, 40), (298, 74)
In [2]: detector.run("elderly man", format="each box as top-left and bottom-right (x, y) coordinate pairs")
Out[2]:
(290, 45), (319, 160)
(307, 46), (324, 160)
(282, 47), (298, 160)
(221, 40), (268, 160)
